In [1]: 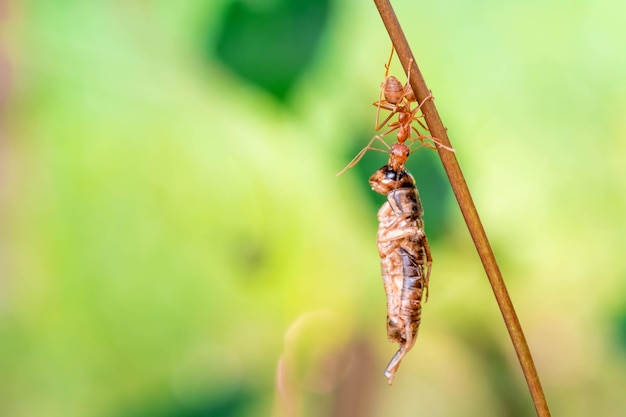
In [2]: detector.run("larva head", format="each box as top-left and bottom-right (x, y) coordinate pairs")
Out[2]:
(369, 164), (415, 195)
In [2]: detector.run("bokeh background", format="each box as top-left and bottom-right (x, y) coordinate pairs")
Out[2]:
(2, 1), (626, 416)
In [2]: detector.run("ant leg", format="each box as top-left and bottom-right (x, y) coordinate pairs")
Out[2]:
(400, 57), (416, 102)
(375, 87), (386, 130)
(407, 141), (429, 154)
(375, 45), (398, 130)
(414, 90), (433, 111)
(402, 96), (430, 134)
(374, 101), (402, 131)
(414, 118), (428, 132)
(412, 134), (455, 152)
(336, 135), (391, 176)
(410, 125), (428, 141)
(384, 44), (395, 78)
(377, 120), (403, 140)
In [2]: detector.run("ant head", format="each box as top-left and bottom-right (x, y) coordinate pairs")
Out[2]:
(389, 143), (410, 171)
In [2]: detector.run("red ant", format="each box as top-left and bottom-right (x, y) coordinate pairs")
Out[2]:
(337, 47), (453, 177)
(374, 46), (428, 142)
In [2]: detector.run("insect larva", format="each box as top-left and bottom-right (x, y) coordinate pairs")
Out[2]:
(369, 150), (432, 384)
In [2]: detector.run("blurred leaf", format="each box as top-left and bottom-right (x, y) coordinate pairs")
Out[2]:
(213, 0), (331, 101)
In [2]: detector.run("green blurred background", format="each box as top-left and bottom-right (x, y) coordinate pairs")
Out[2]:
(2, 1), (626, 416)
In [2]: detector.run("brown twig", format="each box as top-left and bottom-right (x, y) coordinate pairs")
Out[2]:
(372, 1), (551, 416)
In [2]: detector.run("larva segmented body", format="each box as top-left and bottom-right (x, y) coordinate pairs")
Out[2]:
(370, 164), (432, 384)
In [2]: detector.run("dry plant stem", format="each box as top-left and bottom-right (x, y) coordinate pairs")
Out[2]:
(372, 1), (551, 416)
